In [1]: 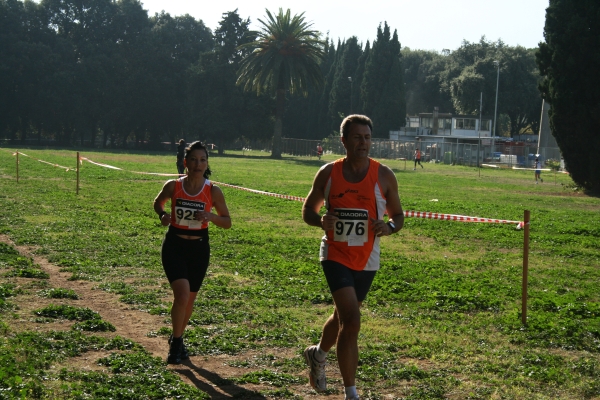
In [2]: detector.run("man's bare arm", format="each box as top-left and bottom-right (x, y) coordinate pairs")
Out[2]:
(381, 166), (404, 233)
(302, 164), (335, 230)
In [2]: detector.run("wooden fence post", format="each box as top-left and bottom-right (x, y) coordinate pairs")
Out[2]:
(522, 209), (530, 325)
(76, 152), (80, 195)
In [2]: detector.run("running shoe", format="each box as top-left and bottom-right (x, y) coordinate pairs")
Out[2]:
(167, 336), (184, 364)
(169, 334), (189, 360)
(303, 345), (327, 392)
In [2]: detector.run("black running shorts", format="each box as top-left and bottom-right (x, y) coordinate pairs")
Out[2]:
(321, 260), (377, 302)
(161, 230), (210, 292)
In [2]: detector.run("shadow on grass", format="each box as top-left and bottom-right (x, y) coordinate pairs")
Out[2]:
(174, 360), (267, 399)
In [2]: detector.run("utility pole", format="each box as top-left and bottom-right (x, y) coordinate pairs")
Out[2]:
(348, 77), (353, 114)
(478, 92), (482, 175)
(492, 60), (500, 155)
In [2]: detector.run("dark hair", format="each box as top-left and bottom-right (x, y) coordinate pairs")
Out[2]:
(185, 141), (212, 178)
(340, 114), (373, 138)
(179, 139), (185, 145)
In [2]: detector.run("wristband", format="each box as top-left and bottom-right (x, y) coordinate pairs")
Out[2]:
(159, 211), (167, 220)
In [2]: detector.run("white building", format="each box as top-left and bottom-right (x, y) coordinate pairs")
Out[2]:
(390, 111), (492, 144)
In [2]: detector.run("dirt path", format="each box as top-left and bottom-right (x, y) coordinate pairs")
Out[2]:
(1, 235), (341, 399)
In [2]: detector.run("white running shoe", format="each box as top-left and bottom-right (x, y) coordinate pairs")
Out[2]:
(303, 345), (326, 392)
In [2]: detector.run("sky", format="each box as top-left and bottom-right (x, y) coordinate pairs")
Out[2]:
(139, 0), (549, 52)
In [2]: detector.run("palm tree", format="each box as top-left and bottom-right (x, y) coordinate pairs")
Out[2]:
(237, 8), (326, 158)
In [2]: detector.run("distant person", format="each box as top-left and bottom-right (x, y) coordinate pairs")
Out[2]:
(302, 114), (404, 399)
(176, 139), (186, 175)
(535, 158), (543, 184)
(316, 143), (323, 160)
(153, 141), (232, 364)
(413, 148), (423, 170)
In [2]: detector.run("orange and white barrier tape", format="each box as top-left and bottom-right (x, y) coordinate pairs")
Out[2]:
(81, 155), (524, 228)
(80, 157), (303, 200)
(213, 181), (307, 202)
(403, 210), (524, 229)
(14, 151), (72, 171)
(80, 157), (182, 177)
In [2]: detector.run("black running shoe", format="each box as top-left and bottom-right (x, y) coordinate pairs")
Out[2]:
(169, 334), (189, 360)
(167, 336), (183, 364)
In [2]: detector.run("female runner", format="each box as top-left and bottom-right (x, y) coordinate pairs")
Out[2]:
(153, 141), (231, 363)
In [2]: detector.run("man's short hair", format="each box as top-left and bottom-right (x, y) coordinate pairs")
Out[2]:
(340, 114), (373, 139)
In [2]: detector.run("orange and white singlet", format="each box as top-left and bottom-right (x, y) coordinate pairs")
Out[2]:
(320, 158), (387, 271)
(169, 177), (213, 233)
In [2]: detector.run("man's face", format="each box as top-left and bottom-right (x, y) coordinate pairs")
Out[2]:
(342, 123), (371, 159)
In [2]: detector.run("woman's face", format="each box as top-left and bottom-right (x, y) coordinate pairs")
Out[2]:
(184, 149), (208, 175)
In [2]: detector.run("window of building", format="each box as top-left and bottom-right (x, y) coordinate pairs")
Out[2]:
(454, 118), (476, 130)
(407, 117), (420, 128)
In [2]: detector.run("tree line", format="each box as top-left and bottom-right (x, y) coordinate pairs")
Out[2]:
(1, 0), (543, 152)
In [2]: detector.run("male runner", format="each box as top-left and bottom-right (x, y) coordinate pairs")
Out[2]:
(302, 114), (404, 399)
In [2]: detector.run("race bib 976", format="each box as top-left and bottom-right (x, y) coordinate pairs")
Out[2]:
(333, 208), (368, 246)
(174, 198), (205, 228)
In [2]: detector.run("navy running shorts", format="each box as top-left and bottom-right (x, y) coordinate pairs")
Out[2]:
(321, 260), (377, 302)
(161, 230), (210, 292)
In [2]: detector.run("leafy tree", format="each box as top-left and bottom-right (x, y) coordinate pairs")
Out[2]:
(537, 0), (600, 193)
(441, 38), (541, 137)
(0, 0), (57, 142)
(402, 48), (453, 115)
(499, 47), (541, 136)
(188, 10), (272, 153)
(145, 12), (212, 148)
(237, 8), (326, 158)
(110, 0), (153, 149)
(42, 0), (124, 146)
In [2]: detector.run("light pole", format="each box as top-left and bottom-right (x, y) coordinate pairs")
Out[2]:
(348, 76), (353, 114)
(478, 92), (482, 175)
(492, 60), (500, 155)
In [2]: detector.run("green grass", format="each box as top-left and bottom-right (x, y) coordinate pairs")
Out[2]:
(0, 147), (598, 398)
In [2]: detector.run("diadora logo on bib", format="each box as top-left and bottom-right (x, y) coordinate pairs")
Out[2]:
(336, 209), (369, 220)
(175, 199), (205, 210)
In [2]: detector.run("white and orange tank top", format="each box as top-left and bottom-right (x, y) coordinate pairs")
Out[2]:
(320, 158), (387, 271)
(170, 177), (213, 233)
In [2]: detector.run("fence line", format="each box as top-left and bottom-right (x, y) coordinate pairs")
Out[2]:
(280, 137), (561, 168)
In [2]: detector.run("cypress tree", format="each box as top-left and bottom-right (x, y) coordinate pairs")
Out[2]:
(328, 36), (362, 132)
(316, 39), (340, 138)
(361, 22), (405, 137)
(536, 0), (600, 193)
(353, 40), (370, 115)
(373, 51), (405, 136)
